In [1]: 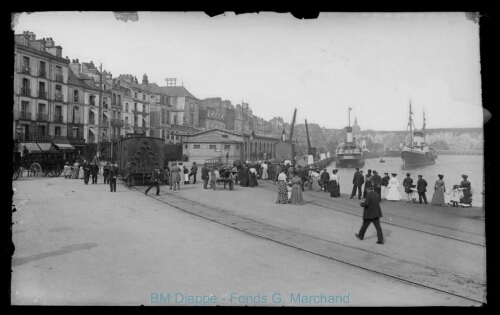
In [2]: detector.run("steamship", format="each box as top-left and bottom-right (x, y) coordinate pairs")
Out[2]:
(400, 102), (437, 167)
(335, 109), (365, 168)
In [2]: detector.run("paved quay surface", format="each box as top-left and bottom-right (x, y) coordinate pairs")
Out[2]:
(11, 175), (486, 306)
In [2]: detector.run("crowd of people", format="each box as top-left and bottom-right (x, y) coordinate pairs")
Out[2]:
(63, 159), (119, 191)
(349, 168), (474, 208)
(61, 157), (475, 209)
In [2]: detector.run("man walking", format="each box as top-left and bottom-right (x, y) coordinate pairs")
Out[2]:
(189, 162), (198, 184)
(416, 175), (428, 204)
(320, 168), (330, 193)
(145, 167), (161, 196)
(350, 168), (364, 199)
(372, 170), (382, 202)
(201, 163), (210, 189)
(90, 161), (99, 184)
(403, 173), (414, 203)
(355, 186), (384, 244)
(381, 172), (390, 200)
(103, 162), (111, 184)
(109, 162), (119, 193)
(124, 162), (134, 188)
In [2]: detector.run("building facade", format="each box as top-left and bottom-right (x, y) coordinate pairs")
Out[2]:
(14, 32), (72, 149)
(182, 129), (243, 165)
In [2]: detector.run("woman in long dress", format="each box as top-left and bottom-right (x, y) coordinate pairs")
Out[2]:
(249, 167), (258, 187)
(78, 163), (85, 179)
(169, 162), (182, 191)
(289, 173), (304, 205)
(431, 174), (446, 206)
(239, 164), (249, 187)
(276, 170), (289, 204)
(459, 174), (473, 206)
(71, 161), (80, 179)
(261, 162), (268, 180)
(328, 169), (340, 197)
(386, 173), (402, 201)
(311, 169), (321, 192)
(63, 162), (71, 179)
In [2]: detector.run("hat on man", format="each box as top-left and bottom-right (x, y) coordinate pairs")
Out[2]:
(384, 172), (388, 175)
(462, 174), (468, 179)
(418, 175), (422, 178)
(406, 173), (411, 176)
(324, 168), (327, 171)
(373, 170), (378, 174)
(391, 173), (397, 176)
(355, 168), (359, 171)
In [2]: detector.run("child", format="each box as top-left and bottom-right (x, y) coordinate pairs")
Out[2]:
(410, 184), (418, 203)
(444, 188), (452, 207)
(450, 185), (462, 207)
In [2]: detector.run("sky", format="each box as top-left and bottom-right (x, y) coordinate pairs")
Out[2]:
(12, 11), (483, 131)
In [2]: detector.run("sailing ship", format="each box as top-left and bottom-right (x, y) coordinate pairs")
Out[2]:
(336, 108), (365, 168)
(400, 102), (437, 166)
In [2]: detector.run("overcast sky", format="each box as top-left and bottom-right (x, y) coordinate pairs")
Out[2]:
(12, 11), (483, 131)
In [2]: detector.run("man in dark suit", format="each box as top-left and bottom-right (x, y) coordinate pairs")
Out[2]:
(416, 175), (428, 204)
(201, 163), (210, 189)
(371, 170), (382, 202)
(90, 161), (99, 184)
(109, 162), (119, 193)
(350, 168), (364, 199)
(124, 162), (134, 188)
(403, 173), (414, 203)
(189, 162), (198, 184)
(145, 167), (161, 196)
(320, 168), (330, 193)
(355, 186), (384, 244)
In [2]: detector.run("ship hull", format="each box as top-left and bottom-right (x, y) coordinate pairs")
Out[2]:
(336, 156), (365, 168)
(401, 150), (437, 166)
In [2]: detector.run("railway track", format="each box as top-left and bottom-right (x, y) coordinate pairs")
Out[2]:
(127, 181), (485, 305)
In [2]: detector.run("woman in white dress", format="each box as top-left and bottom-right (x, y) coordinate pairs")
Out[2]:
(261, 162), (268, 180)
(386, 173), (402, 201)
(78, 163), (85, 179)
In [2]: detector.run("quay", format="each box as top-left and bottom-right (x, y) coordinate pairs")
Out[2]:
(11, 175), (485, 306)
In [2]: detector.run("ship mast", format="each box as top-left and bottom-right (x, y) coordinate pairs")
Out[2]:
(422, 111), (426, 142)
(408, 101), (413, 147)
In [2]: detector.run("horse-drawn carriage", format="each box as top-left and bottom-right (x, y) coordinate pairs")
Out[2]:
(205, 158), (238, 190)
(12, 142), (77, 180)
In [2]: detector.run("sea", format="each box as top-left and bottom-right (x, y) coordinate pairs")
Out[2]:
(326, 155), (485, 208)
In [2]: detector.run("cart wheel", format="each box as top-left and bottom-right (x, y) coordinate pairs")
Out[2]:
(29, 163), (42, 177)
(13, 168), (20, 181)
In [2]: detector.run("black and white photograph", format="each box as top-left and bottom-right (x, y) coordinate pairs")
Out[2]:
(10, 11), (487, 306)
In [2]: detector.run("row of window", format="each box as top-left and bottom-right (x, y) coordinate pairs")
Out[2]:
(20, 56), (62, 80)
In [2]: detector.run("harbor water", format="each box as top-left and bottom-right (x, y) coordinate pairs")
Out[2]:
(326, 155), (484, 208)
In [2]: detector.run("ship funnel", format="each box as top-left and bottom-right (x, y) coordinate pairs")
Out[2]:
(346, 126), (353, 142)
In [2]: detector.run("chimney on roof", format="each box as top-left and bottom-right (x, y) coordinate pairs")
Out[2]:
(142, 73), (148, 85)
(45, 37), (54, 47)
(70, 59), (81, 75)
